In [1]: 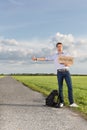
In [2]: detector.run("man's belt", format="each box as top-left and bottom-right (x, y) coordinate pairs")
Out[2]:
(57, 69), (69, 72)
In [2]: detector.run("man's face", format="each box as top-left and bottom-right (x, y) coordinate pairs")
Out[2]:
(57, 44), (63, 52)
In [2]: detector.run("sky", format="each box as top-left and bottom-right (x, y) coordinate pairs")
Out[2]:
(0, 0), (87, 74)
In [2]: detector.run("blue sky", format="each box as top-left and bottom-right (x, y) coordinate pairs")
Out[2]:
(0, 0), (87, 74)
(0, 0), (87, 39)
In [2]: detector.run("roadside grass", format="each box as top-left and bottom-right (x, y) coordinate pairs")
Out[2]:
(13, 75), (87, 117)
(0, 76), (4, 78)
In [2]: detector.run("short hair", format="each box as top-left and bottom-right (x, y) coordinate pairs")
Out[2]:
(56, 42), (63, 47)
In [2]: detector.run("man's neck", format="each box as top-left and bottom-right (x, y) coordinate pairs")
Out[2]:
(58, 51), (63, 54)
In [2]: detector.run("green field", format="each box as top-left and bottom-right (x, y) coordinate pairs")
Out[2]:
(0, 76), (4, 78)
(13, 75), (87, 117)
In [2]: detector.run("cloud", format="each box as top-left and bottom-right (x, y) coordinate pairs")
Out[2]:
(0, 39), (18, 46)
(0, 32), (87, 67)
(51, 32), (87, 60)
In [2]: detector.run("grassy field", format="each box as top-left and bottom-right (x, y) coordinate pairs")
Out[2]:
(0, 76), (4, 78)
(13, 75), (87, 117)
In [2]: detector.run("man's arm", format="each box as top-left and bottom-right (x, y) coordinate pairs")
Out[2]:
(32, 56), (46, 61)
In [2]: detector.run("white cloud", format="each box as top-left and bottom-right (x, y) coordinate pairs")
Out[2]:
(51, 32), (87, 59)
(0, 32), (87, 62)
(0, 32), (87, 73)
(0, 39), (18, 46)
(56, 32), (75, 43)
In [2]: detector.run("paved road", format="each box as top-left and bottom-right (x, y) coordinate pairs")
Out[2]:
(0, 76), (87, 130)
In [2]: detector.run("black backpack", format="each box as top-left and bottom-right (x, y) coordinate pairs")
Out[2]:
(46, 90), (59, 107)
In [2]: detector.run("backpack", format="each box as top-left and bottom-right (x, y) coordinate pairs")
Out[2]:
(46, 90), (59, 107)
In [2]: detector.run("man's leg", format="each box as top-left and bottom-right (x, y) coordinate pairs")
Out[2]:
(65, 71), (74, 104)
(57, 71), (64, 103)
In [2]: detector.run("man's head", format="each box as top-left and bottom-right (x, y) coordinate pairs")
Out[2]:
(56, 42), (63, 53)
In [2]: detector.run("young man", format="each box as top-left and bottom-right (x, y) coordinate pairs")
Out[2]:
(32, 42), (78, 108)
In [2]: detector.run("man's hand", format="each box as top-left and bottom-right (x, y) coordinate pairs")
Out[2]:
(32, 56), (46, 61)
(32, 56), (37, 61)
(64, 63), (71, 67)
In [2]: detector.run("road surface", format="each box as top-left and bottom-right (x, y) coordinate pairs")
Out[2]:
(0, 76), (87, 130)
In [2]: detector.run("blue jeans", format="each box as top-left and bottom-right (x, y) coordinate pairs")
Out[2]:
(57, 70), (74, 104)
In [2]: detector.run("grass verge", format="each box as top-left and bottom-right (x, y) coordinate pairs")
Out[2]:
(13, 75), (87, 119)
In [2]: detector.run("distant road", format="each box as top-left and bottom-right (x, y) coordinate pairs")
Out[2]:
(0, 76), (87, 130)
